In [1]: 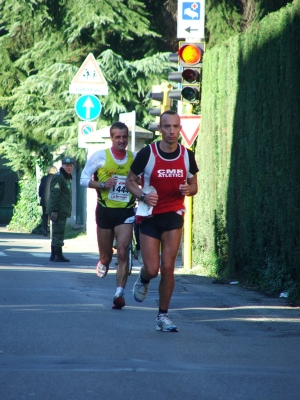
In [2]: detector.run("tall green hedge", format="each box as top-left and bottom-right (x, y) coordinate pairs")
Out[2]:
(7, 176), (42, 233)
(193, 0), (300, 300)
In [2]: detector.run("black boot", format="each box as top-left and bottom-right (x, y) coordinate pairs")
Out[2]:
(49, 245), (55, 261)
(54, 246), (70, 262)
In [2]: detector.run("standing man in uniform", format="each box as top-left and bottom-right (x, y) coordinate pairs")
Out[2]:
(80, 122), (136, 310)
(125, 110), (199, 332)
(47, 157), (75, 262)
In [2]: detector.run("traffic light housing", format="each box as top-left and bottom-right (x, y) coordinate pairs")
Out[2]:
(168, 42), (204, 104)
(148, 84), (171, 131)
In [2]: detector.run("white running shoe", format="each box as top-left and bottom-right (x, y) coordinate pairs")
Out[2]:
(133, 271), (149, 302)
(96, 262), (109, 278)
(156, 314), (178, 332)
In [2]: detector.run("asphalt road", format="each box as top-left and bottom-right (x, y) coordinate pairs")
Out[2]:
(0, 227), (300, 400)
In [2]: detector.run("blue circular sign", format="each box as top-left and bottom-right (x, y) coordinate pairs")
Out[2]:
(75, 95), (101, 121)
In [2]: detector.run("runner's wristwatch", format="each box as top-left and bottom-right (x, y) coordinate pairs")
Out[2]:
(139, 193), (146, 202)
(99, 182), (105, 189)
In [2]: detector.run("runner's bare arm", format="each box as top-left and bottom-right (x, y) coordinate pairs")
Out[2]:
(125, 171), (143, 199)
(88, 177), (117, 189)
(126, 171), (158, 206)
(186, 174), (198, 196)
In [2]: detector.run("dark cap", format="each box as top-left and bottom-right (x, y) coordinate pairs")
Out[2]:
(62, 157), (75, 165)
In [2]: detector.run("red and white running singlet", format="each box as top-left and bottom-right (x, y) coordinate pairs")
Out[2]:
(141, 142), (190, 215)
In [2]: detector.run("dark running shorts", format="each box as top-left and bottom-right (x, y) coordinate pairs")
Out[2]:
(139, 212), (184, 240)
(96, 205), (135, 229)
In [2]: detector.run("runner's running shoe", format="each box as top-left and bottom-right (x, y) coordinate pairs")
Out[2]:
(96, 262), (109, 278)
(112, 294), (125, 309)
(156, 314), (178, 332)
(133, 271), (149, 302)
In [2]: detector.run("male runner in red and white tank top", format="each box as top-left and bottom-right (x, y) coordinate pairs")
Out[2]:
(125, 110), (199, 332)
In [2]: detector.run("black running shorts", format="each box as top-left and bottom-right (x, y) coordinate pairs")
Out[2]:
(96, 205), (135, 229)
(139, 212), (184, 240)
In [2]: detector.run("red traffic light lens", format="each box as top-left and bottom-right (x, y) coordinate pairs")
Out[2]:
(182, 68), (200, 83)
(179, 44), (202, 64)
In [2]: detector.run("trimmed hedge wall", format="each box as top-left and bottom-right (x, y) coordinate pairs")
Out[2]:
(193, 0), (300, 300)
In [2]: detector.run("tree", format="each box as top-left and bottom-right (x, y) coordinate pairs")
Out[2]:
(0, 0), (174, 175)
(205, 0), (293, 47)
(0, 0), (294, 175)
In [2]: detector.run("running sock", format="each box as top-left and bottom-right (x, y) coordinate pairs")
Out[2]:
(115, 287), (124, 296)
(158, 309), (168, 316)
(140, 275), (150, 284)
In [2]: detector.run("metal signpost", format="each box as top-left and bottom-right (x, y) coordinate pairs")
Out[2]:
(177, 2), (205, 269)
(69, 53), (109, 148)
(69, 54), (109, 237)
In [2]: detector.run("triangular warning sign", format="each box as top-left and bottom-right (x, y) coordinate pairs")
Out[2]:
(69, 53), (108, 95)
(180, 115), (201, 147)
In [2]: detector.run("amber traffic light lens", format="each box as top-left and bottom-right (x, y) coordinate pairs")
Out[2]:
(179, 45), (202, 64)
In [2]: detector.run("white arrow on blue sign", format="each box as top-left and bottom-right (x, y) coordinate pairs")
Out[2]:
(75, 95), (101, 121)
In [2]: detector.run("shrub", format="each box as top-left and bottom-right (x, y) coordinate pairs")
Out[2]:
(7, 176), (42, 233)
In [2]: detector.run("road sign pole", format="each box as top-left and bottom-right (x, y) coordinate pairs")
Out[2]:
(119, 111), (136, 151)
(181, 109), (196, 270)
(130, 111), (136, 152)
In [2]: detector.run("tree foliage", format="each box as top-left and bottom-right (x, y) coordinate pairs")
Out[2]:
(205, 0), (293, 47)
(0, 0), (295, 174)
(0, 0), (175, 175)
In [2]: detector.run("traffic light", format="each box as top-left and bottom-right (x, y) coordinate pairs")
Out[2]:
(168, 42), (204, 104)
(148, 84), (171, 131)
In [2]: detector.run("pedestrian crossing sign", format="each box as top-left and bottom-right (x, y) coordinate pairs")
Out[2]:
(69, 53), (108, 95)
